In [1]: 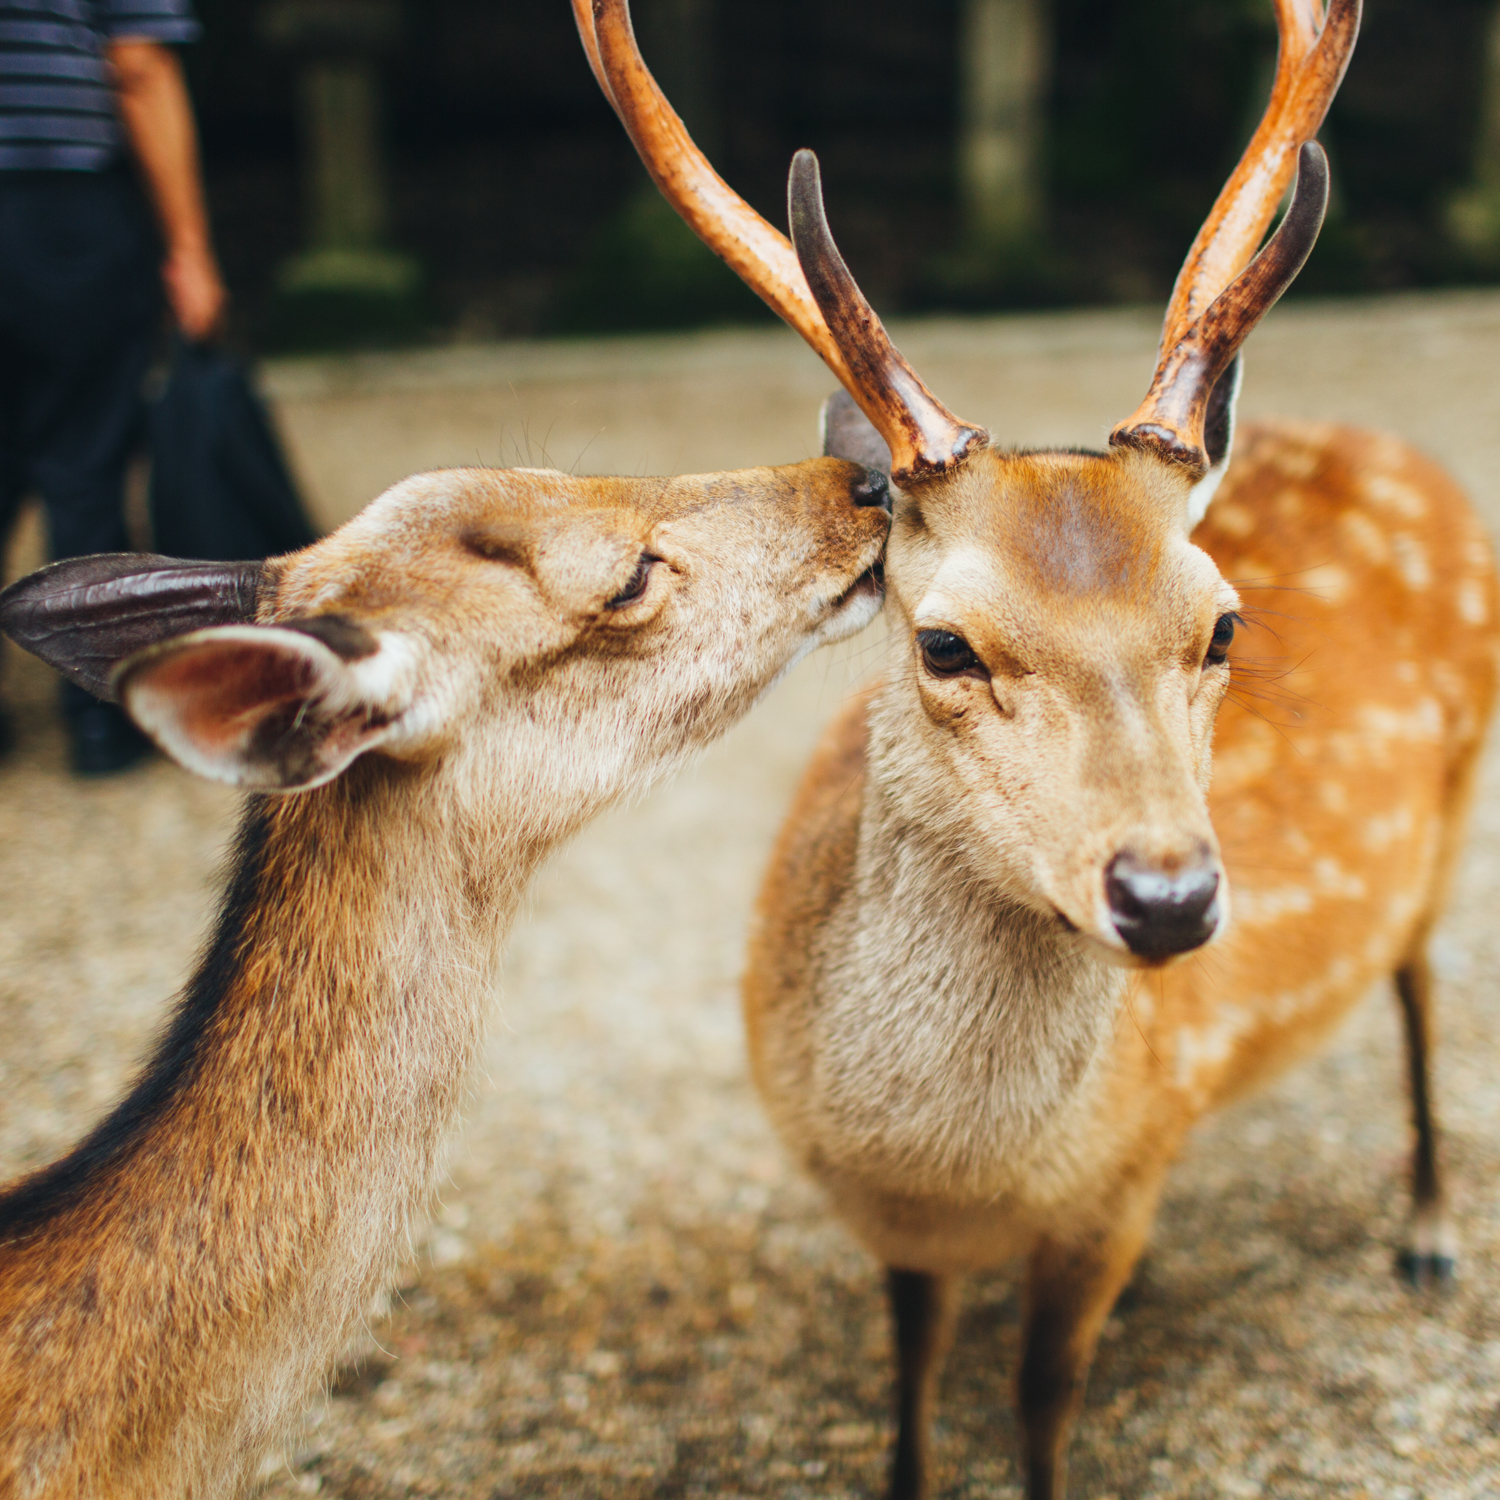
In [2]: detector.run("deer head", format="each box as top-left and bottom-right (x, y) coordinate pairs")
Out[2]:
(577, 0), (1357, 964)
(0, 460), (888, 822)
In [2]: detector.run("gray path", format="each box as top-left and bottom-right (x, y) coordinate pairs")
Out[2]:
(4, 294), (1500, 1499)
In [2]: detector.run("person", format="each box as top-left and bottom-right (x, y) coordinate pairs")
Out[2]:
(0, 0), (225, 775)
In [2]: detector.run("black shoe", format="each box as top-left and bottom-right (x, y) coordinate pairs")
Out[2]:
(0, 704), (13, 761)
(68, 701), (152, 777)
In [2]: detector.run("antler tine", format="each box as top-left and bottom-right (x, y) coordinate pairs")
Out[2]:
(788, 151), (986, 480)
(1115, 142), (1329, 470)
(576, 0), (852, 388)
(577, 0), (987, 484)
(571, 0), (613, 112)
(1159, 0), (1356, 354)
(1113, 0), (1359, 472)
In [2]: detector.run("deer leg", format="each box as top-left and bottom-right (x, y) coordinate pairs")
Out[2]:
(1018, 1215), (1155, 1500)
(1394, 950), (1456, 1286)
(886, 1268), (958, 1500)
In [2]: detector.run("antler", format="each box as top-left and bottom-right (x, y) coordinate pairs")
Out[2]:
(1112, 0), (1360, 472)
(572, 0), (986, 483)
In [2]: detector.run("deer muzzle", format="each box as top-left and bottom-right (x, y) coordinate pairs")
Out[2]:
(1104, 843), (1222, 961)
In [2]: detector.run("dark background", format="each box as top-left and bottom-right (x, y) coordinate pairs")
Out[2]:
(187, 0), (1496, 348)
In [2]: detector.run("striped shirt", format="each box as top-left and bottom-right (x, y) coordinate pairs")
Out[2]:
(0, 0), (198, 171)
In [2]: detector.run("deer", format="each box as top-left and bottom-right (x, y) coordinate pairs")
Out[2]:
(0, 456), (889, 1497)
(575, 0), (1500, 1494)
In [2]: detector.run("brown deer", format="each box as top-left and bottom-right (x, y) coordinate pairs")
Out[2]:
(0, 459), (888, 1497)
(577, 0), (1500, 1494)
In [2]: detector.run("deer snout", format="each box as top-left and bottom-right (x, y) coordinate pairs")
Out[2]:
(1105, 844), (1221, 960)
(851, 470), (892, 515)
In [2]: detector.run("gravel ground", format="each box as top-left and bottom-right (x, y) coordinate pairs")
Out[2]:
(5, 294), (1500, 1498)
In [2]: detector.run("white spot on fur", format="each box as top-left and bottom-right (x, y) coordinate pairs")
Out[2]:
(1339, 510), (1389, 566)
(1363, 804), (1415, 850)
(1363, 473), (1428, 519)
(1233, 884), (1315, 924)
(1358, 698), (1444, 745)
(1209, 500), (1254, 538)
(1269, 443), (1320, 482)
(1458, 579), (1489, 625)
(1301, 563), (1351, 603)
(1174, 1005), (1253, 1089)
(1390, 533), (1431, 591)
(1311, 856), (1365, 900)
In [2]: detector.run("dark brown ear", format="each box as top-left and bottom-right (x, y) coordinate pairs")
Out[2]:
(0, 554), (263, 702)
(820, 388), (893, 476)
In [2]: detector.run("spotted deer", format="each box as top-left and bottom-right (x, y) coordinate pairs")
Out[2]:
(0, 458), (888, 1497)
(576, 0), (1500, 1494)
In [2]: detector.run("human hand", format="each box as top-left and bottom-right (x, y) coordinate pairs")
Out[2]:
(163, 241), (227, 343)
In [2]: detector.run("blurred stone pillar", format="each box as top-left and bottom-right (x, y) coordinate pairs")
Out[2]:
(1447, 2), (1500, 262)
(262, 0), (421, 343)
(957, 0), (1048, 257)
(636, 0), (718, 157)
(558, 0), (749, 331)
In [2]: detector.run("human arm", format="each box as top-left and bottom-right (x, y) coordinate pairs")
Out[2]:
(109, 39), (226, 341)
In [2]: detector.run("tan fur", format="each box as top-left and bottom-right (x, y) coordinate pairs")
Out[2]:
(744, 422), (1499, 1493)
(0, 458), (887, 1497)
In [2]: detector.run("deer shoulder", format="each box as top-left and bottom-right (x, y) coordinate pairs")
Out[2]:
(1167, 419), (1499, 1111)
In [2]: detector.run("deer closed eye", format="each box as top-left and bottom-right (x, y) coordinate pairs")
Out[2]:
(917, 628), (988, 681)
(1205, 612), (1240, 667)
(606, 554), (656, 610)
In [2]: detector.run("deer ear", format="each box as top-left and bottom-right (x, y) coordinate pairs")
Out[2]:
(114, 624), (406, 791)
(1185, 356), (1243, 531)
(0, 554), (263, 702)
(820, 388), (892, 476)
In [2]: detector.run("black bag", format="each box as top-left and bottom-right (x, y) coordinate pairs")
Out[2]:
(149, 340), (318, 561)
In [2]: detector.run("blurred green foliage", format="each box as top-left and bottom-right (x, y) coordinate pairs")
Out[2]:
(552, 190), (769, 334)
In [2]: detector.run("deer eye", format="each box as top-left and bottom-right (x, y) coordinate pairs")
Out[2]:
(917, 629), (986, 679)
(606, 554), (655, 610)
(1205, 612), (1239, 666)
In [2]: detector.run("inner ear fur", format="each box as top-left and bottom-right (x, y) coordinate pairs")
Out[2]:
(0, 554), (263, 702)
(115, 625), (397, 791)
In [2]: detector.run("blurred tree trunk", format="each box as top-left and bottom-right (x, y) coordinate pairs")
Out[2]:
(1447, 1), (1500, 262)
(261, 0), (422, 342)
(957, 0), (1049, 254)
(556, 0), (761, 332)
(636, 0), (719, 157)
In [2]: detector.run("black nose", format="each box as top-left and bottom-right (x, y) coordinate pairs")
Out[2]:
(852, 469), (891, 515)
(1105, 846), (1221, 959)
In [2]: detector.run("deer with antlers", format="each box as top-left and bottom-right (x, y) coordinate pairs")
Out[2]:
(0, 458), (887, 1496)
(577, 0), (1500, 1494)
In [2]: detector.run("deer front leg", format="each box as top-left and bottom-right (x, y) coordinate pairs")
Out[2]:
(1394, 950), (1456, 1285)
(887, 1268), (959, 1500)
(1018, 1205), (1158, 1500)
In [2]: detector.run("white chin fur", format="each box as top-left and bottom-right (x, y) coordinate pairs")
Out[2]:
(816, 580), (884, 646)
(1076, 927), (1142, 969)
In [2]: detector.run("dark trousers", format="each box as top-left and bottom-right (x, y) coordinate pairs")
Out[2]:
(0, 168), (158, 563)
(0, 169), (159, 713)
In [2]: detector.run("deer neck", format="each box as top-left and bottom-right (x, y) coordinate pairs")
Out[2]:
(0, 756), (538, 1495)
(823, 710), (1126, 1198)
